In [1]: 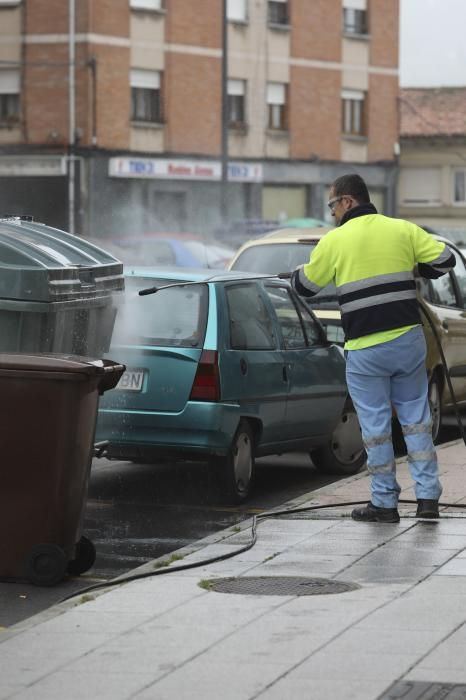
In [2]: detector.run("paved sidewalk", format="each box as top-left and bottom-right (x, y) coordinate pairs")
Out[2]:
(1, 440), (466, 699)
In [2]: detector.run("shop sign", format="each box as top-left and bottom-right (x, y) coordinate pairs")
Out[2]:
(0, 156), (67, 177)
(108, 158), (263, 182)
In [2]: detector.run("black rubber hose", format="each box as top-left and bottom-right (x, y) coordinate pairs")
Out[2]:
(61, 498), (466, 602)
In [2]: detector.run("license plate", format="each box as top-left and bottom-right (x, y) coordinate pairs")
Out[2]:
(116, 369), (145, 392)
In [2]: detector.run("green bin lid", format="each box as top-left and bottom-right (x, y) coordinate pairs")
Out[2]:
(0, 217), (124, 303)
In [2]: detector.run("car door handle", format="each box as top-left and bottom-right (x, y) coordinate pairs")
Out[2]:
(282, 366), (288, 382)
(240, 358), (248, 376)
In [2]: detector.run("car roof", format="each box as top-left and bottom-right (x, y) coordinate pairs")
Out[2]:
(123, 266), (277, 283)
(246, 226), (332, 245)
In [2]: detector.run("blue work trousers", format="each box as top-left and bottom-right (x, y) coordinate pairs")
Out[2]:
(345, 325), (442, 509)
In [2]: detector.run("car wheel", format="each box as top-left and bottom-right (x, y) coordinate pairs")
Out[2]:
(310, 404), (366, 476)
(429, 373), (442, 443)
(214, 420), (255, 504)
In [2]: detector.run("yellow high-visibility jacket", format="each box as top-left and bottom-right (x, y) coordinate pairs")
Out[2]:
(292, 208), (455, 350)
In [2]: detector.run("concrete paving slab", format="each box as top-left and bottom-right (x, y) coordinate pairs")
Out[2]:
(1, 439), (466, 700)
(9, 671), (157, 700)
(260, 677), (391, 700)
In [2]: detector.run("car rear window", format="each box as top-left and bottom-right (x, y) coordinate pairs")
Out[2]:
(232, 242), (317, 274)
(111, 277), (208, 347)
(231, 243), (337, 303)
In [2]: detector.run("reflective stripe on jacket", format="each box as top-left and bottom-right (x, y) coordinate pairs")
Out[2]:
(292, 210), (455, 344)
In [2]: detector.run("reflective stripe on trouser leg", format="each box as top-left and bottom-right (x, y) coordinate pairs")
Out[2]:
(389, 329), (442, 501)
(346, 356), (400, 509)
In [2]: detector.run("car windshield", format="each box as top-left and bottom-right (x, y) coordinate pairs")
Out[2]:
(111, 277), (208, 347)
(434, 228), (466, 248)
(231, 243), (337, 303)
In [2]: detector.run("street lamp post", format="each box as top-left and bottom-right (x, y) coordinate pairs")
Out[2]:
(220, 0), (228, 222)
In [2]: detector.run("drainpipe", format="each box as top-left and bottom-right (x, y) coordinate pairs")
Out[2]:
(220, 0), (228, 222)
(68, 0), (76, 234)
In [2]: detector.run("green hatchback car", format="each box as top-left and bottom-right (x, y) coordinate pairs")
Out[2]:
(96, 268), (365, 502)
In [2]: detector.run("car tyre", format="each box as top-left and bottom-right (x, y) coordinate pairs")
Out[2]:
(311, 403), (366, 476)
(429, 372), (442, 444)
(215, 420), (255, 504)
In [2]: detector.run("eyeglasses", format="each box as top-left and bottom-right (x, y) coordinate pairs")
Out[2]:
(327, 196), (343, 212)
(327, 195), (353, 212)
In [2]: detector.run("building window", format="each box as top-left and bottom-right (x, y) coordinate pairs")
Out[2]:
(227, 79), (246, 127)
(454, 170), (466, 204)
(343, 8), (368, 34)
(131, 69), (163, 123)
(227, 0), (247, 22)
(343, 0), (368, 34)
(130, 0), (165, 10)
(0, 69), (20, 125)
(268, 0), (288, 26)
(0, 1), (21, 5)
(399, 167), (442, 207)
(267, 82), (288, 130)
(341, 89), (366, 136)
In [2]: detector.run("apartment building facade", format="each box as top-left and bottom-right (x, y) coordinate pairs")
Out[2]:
(0, 0), (399, 237)
(399, 88), (466, 231)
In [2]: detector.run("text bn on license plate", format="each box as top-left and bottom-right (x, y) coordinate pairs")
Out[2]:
(117, 370), (145, 392)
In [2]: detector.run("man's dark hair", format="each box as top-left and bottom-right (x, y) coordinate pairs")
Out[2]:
(332, 173), (370, 204)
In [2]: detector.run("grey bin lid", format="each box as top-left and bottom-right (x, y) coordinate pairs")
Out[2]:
(0, 218), (124, 303)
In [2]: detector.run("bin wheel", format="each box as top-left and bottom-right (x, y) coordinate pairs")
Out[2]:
(67, 536), (96, 576)
(26, 544), (67, 587)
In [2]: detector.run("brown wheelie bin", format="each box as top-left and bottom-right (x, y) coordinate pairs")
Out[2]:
(0, 353), (125, 586)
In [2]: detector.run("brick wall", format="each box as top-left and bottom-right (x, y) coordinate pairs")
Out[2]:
(291, 0), (341, 62)
(290, 66), (341, 161)
(23, 43), (69, 145)
(369, 0), (399, 67)
(165, 52), (220, 155)
(22, 0), (130, 148)
(165, 0), (221, 49)
(367, 74), (399, 161)
(24, 0), (68, 33)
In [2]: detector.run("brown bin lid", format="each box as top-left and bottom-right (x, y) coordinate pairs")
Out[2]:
(0, 353), (108, 375)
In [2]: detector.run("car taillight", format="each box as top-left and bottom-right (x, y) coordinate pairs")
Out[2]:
(190, 350), (220, 401)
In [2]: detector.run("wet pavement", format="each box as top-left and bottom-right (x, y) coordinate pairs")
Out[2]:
(1, 436), (466, 698)
(0, 453), (336, 627)
(1, 420), (462, 629)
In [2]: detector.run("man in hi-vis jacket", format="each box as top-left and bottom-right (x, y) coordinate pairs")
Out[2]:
(291, 173), (455, 522)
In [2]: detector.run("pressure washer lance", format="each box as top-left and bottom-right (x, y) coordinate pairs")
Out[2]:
(61, 279), (466, 602)
(137, 271), (292, 297)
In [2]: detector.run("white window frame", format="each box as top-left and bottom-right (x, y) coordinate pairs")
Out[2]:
(227, 0), (248, 22)
(130, 69), (163, 123)
(268, 0), (289, 26)
(227, 79), (246, 126)
(341, 88), (366, 136)
(0, 68), (20, 124)
(267, 82), (288, 130)
(130, 0), (165, 11)
(399, 167), (442, 207)
(453, 169), (466, 205)
(343, 0), (366, 9)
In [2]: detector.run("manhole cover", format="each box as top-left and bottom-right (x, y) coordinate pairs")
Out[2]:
(378, 680), (466, 699)
(202, 576), (359, 596)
